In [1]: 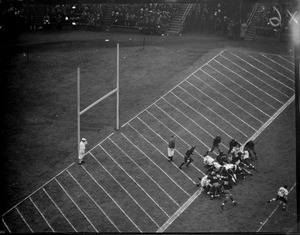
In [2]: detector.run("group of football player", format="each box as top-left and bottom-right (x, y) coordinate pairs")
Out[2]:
(196, 136), (258, 210)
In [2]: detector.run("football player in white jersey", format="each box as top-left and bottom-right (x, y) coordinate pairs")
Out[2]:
(267, 185), (289, 210)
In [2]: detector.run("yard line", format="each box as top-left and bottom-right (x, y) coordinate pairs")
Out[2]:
(242, 51), (295, 83)
(2, 217), (11, 233)
(175, 87), (249, 138)
(157, 188), (203, 232)
(109, 137), (180, 207)
(199, 69), (271, 118)
(185, 80), (258, 132)
(127, 122), (195, 187)
(121, 132), (190, 197)
(81, 165), (142, 232)
(66, 170), (120, 232)
(144, 109), (208, 170)
(15, 207), (33, 233)
(42, 188), (77, 232)
(261, 54), (295, 73)
(29, 197), (55, 232)
(220, 54), (290, 99)
(257, 182), (297, 232)
(134, 117), (204, 176)
(99, 144), (170, 218)
(278, 55), (294, 65)
(121, 50), (225, 128)
(54, 178), (98, 232)
(90, 151), (160, 229)
(163, 90), (233, 141)
(227, 50), (295, 91)
(189, 75), (264, 125)
(212, 60), (283, 107)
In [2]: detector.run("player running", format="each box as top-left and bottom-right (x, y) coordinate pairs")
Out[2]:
(209, 135), (222, 154)
(78, 138), (88, 165)
(220, 180), (236, 210)
(267, 185), (289, 211)
(167, 135), (176, 162)
(179, 146), (196, 169)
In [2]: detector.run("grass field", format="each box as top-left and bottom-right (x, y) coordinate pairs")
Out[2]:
(1, 30), (297, 233)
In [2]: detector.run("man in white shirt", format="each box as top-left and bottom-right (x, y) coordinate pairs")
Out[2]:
(267, 185), (289, 210)
(79, 138), (88, 165)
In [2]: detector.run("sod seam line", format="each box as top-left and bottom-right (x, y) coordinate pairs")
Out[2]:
(99, 144), (170, 218)
(197, 69), (271, 118)
(42, 188), (78, 232)
(29, 197), (55, 232)
(220, 54), (290, 99)
(256, 182), (297, 232)
(157, 92), (295, 233)
(184, 80), (258, 132)
(126, 123), (194, 192)
(108, 137), (180, 208)
(66, 170), (121, 232)
(136, 116), (205, 176)
(209, 60), (284, 110)
(261, 54), (295, 74)
(228, 51), (295, 91)
(90, 151), (160, 229)
(81, 164), (142, 232)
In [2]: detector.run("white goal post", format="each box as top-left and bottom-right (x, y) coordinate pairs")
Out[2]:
(77, 43), (120, 159)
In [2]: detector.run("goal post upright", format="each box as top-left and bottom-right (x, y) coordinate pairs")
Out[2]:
(77, 43), (120, 160)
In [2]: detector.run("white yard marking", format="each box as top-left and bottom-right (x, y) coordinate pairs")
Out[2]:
(108, 137), (180, 207)
(220, 54), (290, 99)
(42, 188), (77, 232)
(121, 132), (190, 197)
(15, 207), (33, 233)
(188, 75), (264, 124)
(81, 165), (142, 232)
(29, 197), (55, 232)
(228, 51), (294, 90)
(198, 70), (271, 118)
(99, 144), (170, 218)
(1, 218), (11, 233)
(136, 116), (205, 175)
(184, 80), (258, 132)
(278, 55), (294, 65)
(257, 182), (297, 232)
(176, 87), (249, 138)
(211, 60), (282, 108)
(127, 123), (195, 188)
(54, 178), (98, 232)
(90, 151), (160, 229)
(261, 54), (295, 73)
(66, 170), (120, 232)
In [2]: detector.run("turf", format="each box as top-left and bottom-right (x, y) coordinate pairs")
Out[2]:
(1, 29), (296, 232)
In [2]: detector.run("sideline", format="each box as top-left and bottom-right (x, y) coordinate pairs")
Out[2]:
(157, 94), (295, 233)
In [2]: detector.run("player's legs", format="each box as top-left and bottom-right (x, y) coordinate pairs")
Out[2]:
(168, 148), (174, 162)
(186, 157), (194, 167)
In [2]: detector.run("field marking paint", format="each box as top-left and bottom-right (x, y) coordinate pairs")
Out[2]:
(187, 76), (264, 125)
(220, 54), (290, 99)
(228, 50), (295, 90)
(157, 188), (203, 232)
(29, 197), (55, 232)
(15, 207), (33, 233)
(176, 86), (249, 138)
(257, 182), (297, 232)
(242, 51), (295, 83)
(90, 151), (160, 229)
(99, 144), (170, 218)
(81, 164), (142, 232)
(66, 170), (120, 232)
(136, 116), (205, 176)
(120, 132), (190, 198)
(126, 123), (194, 192)
(162, 93), (229, 150)
(42, 188), (78, 232)
(156, 91), (295, 234)
(121, 50), (225, 128)
(278, 55), (294, 65)
(108, 137), (180, 207)
(184, 80), (257, 132)
(2, 217), (11, 233)
(54, 178), (98, 232)
(198, 69), (271, 118)
(211, 60), (281, 109)
(261, 53), (295, 73)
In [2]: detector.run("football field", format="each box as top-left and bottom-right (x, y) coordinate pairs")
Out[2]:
(2, 48), (296, 233)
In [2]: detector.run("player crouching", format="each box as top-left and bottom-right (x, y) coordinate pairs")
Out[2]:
(267, 185), (289, 211)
